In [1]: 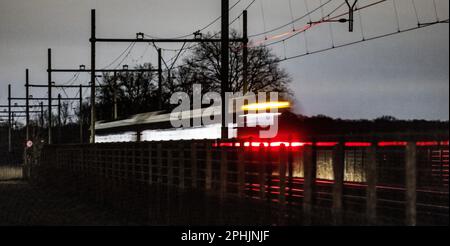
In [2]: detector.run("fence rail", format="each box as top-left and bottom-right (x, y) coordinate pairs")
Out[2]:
(32, 135), (449, 225)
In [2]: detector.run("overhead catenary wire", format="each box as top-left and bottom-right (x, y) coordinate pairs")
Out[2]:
(411, 0), (420, 26)
(392, 0), (401, 32)
(113, 42), (137, 69)
(319, 0), (336, 48)
(288, 0), (296, 31)
(262, 0), (388, 48)
(432, 0), (439, 22)
(101, 42), (136, 69)
(357, 1), (366, 40)
(144, 0), (243, 40)
(150, 0), (256, 54)
(276, 19), (448, 63)
(154, 0), (257, 72)
(249, 0), (333, 38)
(259, 0), (268, 39)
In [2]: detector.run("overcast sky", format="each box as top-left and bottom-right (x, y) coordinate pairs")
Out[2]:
(0, 0), (448, 120)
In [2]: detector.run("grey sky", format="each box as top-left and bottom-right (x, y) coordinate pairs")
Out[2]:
(0, 0), (448, 120)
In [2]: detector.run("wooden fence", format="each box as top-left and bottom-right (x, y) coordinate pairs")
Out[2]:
(0, 165), (22, 181)
(32, 136), (449, 225)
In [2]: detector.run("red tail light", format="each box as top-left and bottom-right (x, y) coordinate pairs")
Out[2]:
(214, 140), (449, 149)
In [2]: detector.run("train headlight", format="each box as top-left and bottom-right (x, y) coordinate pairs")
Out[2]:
(242, 101), (290, 111)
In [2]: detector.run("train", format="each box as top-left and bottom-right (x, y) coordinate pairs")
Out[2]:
(95, 96), (296, 143)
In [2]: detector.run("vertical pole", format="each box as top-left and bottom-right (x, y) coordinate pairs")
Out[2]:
(40, 102), (44, 128)
(349, 9), (354, 32)
(366, 143), (377, 225)
(90, 9), (96, 144)
(79, 84), (83, 143)
(58, 94), (61, 143)
(243, 10), (249, 95)
(47, 48), (52, 144)
(25, 69), (30, 141)
(157, 49), (163, 110)
(405, 142), (417, 226)
(8, 84), (12, 153)
(24, 70), (30, 172)
(345, 0), (357, 32)
(221, 0), (229, 139)
(113, 72), (118, 120)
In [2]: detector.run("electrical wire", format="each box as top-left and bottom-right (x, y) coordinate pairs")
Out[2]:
(392, 0), (401, 32)
(249, 0), (333, 38)
(277, 19), (448, 63)
(288, 0), (296, 31)
(411, 0), (420, 26)
(143, 0), (242, 40)
(261, 0), (387, 48)
(432, 0), (440, 21)
(113, 42), (137, 69)
(101, 42), (136, 69)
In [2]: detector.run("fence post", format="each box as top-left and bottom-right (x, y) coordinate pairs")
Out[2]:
(220, 148), (228, 199)
(140, 144), (145, 182)
(156, 143), (162, 184)
(405, 142), (417, 226)
(278, 144), (288, 225)
(332, 141), (345, 225)
(148, 143), (153, 185)
(258, 145), (267, 201)
(237, 144), (246, 198)
(179, 143), (185, 189)
(219, 147), (228, 224)
(191, 142), (198, 189)
(205, 142), (213, 190)
(132, 143), (136, 182)
(303, 144), (316, 225)
(167, 144), (174, 186)
(365, 143), (377, 225)
(147, 143), (153, 221)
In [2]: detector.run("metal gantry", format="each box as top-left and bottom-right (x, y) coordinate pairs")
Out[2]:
(87, 0), (249, 142)
(3, 0), (249, 145)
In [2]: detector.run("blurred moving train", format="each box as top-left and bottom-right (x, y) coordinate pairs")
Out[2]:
(95, 96), (296, 143)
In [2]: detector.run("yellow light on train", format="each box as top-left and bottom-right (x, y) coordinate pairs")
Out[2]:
(242, 101), (290, 111)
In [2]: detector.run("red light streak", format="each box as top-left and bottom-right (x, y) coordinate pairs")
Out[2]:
(378, 141), (408, 147)
(345, 142), (372, 147)
(316, 142), (338, 147)
(292, 142), (310, 147)
(251, 142), (269, 147)
(215, 140), (448, 149)
(220, 143), (234, 147)
(416, 141), (440, 146)
(270, 142), (291, 147)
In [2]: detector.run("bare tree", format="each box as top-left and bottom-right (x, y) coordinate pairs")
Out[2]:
(172, 31), (292, 95)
